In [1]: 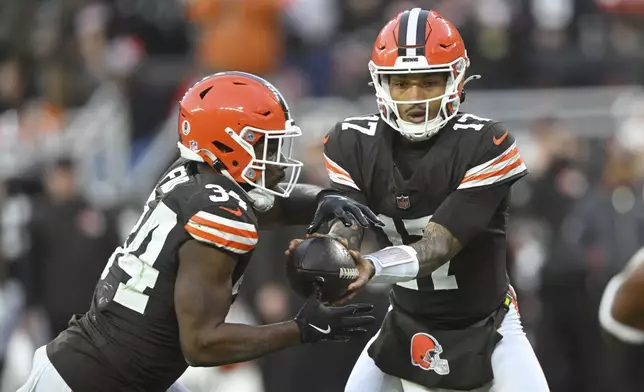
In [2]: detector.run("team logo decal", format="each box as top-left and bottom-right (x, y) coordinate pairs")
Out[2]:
(396, 194), (411, 210)
(182, 119), (191, 135)
(410, 333), (450, 375)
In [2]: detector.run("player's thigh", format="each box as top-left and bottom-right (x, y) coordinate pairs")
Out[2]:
(489, 305), (549, 392)
(17, 346), (72, 392)
(345, 331), (404, 392)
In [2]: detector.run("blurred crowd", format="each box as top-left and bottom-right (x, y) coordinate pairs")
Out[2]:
(0, 0), (644, 391)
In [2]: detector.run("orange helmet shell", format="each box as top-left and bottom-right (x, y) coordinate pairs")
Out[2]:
(178, 72), (292, 183)
(372, 10), (468, 97)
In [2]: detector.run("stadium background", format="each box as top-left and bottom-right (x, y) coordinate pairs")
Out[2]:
(0, 0), (643, 391)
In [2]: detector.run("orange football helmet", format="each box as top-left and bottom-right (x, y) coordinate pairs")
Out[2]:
(177, 71), (302, 197)
(410, 333), (450, 375)
(370, 9), (477, 141)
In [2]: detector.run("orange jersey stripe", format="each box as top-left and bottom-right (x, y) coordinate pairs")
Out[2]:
(190, 215), (258, 239)
(462, 147), (519, 183)
(185, 224), (255, 252)
(461, 157), (525, 184)
(324, 156), (352, 177)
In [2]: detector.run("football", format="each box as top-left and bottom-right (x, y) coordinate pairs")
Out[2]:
(286, 236), (359, 303)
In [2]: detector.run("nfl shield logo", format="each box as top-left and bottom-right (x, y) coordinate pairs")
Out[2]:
(396, 194), (411, 210)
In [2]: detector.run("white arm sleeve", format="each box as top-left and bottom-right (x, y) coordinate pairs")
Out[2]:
(364, 245), (420, 284)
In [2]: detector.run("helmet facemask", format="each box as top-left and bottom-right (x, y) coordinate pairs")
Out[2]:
(233, 120), (303, 198)
(369, 56), (469, 142)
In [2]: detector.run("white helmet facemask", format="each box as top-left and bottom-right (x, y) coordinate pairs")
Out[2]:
(177, 120), (303, 212)
(369, 55), (473, 142)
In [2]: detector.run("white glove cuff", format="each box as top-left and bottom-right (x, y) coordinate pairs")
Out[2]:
(365, 245), (419, 284)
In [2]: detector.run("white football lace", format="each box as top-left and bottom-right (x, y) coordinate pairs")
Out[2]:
(339, 268), (359, 280)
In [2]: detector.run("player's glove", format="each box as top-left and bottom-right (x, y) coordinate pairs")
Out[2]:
(294, 282), (375, 343)
(307, 191), (383, 234)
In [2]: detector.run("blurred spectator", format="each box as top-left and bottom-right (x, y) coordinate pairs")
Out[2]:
(186, 0), (286, 76)
(24, 158), (119, 338)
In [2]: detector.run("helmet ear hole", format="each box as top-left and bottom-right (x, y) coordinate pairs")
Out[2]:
(212, 141), (233, 153)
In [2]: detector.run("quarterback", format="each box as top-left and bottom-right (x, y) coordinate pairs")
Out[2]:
(293, 9), (550, 392)
(17, 72), (378, 392)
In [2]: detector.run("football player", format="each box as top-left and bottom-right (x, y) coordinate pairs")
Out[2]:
(296, 9), (550, 392)
(17, 72), (378, 392)
(599, 247), (644, 343)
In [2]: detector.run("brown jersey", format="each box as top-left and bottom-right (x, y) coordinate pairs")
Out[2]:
(323, 113), (527, 321)
(47, 159), (258, 392)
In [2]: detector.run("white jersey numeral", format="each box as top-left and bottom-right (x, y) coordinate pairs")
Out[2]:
(342, 118), (378, 136)
(100, 166), (190, 314)
(206, 184), (248, 210)
(159, 166), (189, 194)
(453, 113), (491, 131)
(101, 200), (177, 314)
(378, 214), (458, 291)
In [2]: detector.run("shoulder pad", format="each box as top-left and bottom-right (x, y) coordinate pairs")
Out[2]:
(162, 163), (258, 254)
(456, 121), (528, 190)
(323, 117), (374, 193)
(451, 112), (494, 132)
(332, 114), (380, 137)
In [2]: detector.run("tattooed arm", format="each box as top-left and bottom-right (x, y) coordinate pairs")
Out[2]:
(410, 222), (462, 277)
(359, 185), (510, 286)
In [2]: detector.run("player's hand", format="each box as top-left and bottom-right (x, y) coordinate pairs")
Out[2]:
(307, 193), (383, 234)
(294, 280), (375, 343)
(284, 234), (375, 306)
(331, 248), (375, 305)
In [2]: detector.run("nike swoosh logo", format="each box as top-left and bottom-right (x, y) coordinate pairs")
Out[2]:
(219, 206), (243, 217)
(493, 131), (508, 146)
(308, 323), (331, 334)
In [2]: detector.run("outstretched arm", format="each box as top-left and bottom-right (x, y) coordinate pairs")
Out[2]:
(410, 222), (462, 278)
(258, 185), (381, 231)
(175, 240), (301, 367)
(176, 240), (375, 366)
(599, 249), (644, 343)
(352, 184), (512, 289)
(256, 184), (322, 229)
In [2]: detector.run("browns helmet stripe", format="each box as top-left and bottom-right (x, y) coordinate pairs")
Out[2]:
(397, 8), (424, 57)
(397, 10), (411, 57)
(415, 10), (430, 56)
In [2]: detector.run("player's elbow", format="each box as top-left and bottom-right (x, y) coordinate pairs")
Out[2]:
(180, 333), (208, 367)
(180, 329), (230, 367)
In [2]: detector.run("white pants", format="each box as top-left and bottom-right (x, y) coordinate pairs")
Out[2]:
(345, 305), (550, 392)
(17, 346), (191, 392)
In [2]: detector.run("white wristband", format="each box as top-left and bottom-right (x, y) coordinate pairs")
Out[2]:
(599, 275), (644, 344)
(365, 245), (420, 284)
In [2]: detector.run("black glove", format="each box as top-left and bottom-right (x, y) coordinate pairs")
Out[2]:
(294, 284), (376, 343)
(307, 192), (384, 234)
